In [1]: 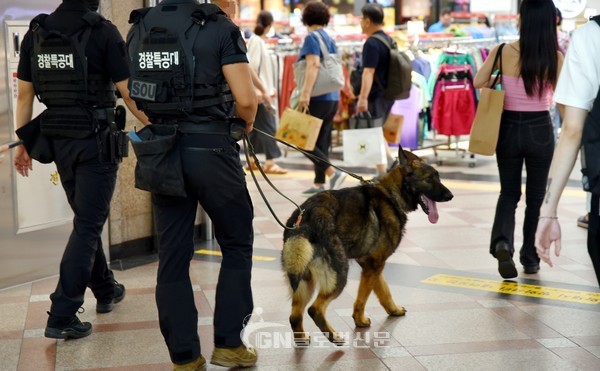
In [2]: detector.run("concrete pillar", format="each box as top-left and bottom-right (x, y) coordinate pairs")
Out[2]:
(101, 0), (156, 263)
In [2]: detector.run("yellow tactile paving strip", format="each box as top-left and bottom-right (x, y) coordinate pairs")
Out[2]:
(423, 274), (600, 305)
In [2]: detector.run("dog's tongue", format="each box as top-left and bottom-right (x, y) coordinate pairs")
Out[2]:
(424, 196), (439, 224)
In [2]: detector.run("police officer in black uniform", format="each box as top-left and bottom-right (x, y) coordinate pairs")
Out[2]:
(13, 0), (149, 339)
(127, 0), (257, 369)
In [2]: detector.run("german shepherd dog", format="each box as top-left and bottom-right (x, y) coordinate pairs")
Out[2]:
(282, 147), (453, 345)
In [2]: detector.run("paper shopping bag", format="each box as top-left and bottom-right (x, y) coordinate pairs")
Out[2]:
(348, 113), (384, 129)
(383, 113), (404, 144)
(468, 88), (505, 156)
(276, 108), (323, 151)
(343, 127), (387, 166)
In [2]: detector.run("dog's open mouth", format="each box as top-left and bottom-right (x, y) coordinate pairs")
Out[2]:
(419, 195), (439, 224)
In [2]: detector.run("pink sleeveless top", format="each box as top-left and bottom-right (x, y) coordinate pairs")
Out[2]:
(502, 75), (552, 111)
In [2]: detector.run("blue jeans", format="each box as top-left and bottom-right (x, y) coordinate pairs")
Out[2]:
(490, 110), (554, 268)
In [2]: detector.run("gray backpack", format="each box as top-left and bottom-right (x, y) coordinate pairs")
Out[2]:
(371, 34), (413, 100)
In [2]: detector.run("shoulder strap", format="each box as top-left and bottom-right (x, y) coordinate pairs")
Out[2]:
(30, 14), (49, 32)
(128, 7), (152, 25)
(191, 3), (227, 25)
(81, 11), (103, 27)
(489, 43), (505, 88)
(370, 33), (394, 50)
(369, 34), (394, 92)
(312, 31), (331, 60)
(591, 15), (600, 27)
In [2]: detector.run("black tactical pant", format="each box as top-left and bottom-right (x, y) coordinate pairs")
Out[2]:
(49, 135), (118, 317)
(152, 132), (254, 364)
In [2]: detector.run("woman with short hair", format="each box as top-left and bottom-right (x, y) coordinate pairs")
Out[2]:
(297, 1), (345, 196)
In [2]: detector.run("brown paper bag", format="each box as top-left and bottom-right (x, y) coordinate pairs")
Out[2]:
(383, 113), (404, 144)
(276, 108), (323, 151)
(468, 88), (505, 155)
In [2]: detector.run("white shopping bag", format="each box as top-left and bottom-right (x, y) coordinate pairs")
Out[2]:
(343, 127), (387, 166)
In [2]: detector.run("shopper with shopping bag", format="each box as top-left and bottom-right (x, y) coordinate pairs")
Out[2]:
(473, 0), (563, 279)
(355, 3), (398, 177)
(295, 1), (346, 196)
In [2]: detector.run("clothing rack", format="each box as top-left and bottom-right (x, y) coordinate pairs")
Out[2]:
(427, 43), (487, 168)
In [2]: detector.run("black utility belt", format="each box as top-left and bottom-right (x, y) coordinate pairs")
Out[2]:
(177, 121), (230, 135)
(150, 119), (247, 140)
(179, 119), (246, 141)
(40, 106), (114, 139)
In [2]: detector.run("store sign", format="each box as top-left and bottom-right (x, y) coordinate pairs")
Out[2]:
(554, 0), (587, 18)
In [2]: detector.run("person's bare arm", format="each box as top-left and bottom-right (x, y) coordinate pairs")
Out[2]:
(357, 67), (375, 113)
(16, 80), (35, 130)
(299, 54), (320, 110)
(473, 45), (500, 89)
(249, 67), (272, 107)
(535, 105), (587, 266)
(115, 79), (150, 125)
(223, 62), (258, 131)
(13, 79), (35, 176)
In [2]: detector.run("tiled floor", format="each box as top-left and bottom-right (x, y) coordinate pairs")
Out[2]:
(1, 141), (599, 370)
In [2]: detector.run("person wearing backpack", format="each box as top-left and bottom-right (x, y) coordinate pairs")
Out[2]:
(12, 0), (149, 340)
(536, 13), (600, 287)
(356, 3), (400, 176)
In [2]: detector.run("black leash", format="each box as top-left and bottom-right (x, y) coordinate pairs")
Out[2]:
(241, 128), (375, 230)
(251, 128), (371, 185)
(241, 133), (304, 230)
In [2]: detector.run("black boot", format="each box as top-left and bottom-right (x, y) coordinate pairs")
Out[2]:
(495, 240), (518, 279)
(96, 281), (126, 313)
(45, 312), (92, 339)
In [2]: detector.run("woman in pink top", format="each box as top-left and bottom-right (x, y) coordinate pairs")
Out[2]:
(474, 0), (564, 279)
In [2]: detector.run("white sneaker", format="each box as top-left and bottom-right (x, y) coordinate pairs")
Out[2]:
(329, 170), (347, 190)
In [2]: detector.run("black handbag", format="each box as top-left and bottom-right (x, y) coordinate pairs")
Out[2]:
(348, 112), (384, 130)
(130, 124), (186, 197)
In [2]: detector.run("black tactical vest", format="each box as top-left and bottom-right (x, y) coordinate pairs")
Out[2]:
(126, 3), (234, 119)
(30, 12), (116, 108)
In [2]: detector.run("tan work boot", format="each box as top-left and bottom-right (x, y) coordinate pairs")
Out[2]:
(210, 345), (257, 368)
(173, 355), (206, 371)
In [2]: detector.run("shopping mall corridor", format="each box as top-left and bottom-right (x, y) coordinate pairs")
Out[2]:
(1, 144), (599, 370)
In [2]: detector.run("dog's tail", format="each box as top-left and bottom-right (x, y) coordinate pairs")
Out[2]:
(282, 235), (314, 292)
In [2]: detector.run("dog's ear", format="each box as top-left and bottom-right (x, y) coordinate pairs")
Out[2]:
(397, 144), (408, 166)
(396, 145), (414, 174)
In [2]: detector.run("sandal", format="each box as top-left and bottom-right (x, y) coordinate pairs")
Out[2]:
(263, 163), (288, 175)
(244, 162), (260, 171)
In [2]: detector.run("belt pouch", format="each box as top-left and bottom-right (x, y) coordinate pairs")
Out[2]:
(40, 106), (96, 139)
(130, 124), (186, 197)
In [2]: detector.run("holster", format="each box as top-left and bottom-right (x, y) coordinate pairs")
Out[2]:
(98, 105), (129, 164)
